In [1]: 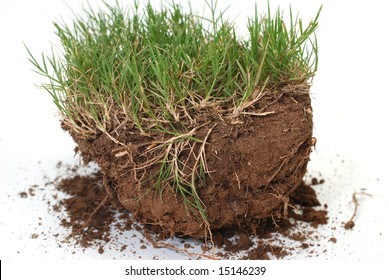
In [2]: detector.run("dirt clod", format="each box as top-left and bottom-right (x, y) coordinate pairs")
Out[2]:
(19, 192), (28, 198)
(70, 86), (314, 238)
(329, 237), (337, 243)
(344, 221), (355, 230)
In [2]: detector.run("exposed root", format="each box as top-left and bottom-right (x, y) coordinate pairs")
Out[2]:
(154, 242), (219, 260)
(75, 193), (111, 235)
(240, 110), (275, 116)
(234, 171), (241, 190)
(141, 228), (219, 260)
(271, 189), (294, 218)
(344, 191), (372, 230)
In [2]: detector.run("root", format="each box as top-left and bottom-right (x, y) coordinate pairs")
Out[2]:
(344, 191), (372, 230)
(268, 242), (278, 260)
(75, 193), (111, 235)
(271, 187), (296, 218)
(154, 242), (219, 260)
(141, 228), (219, 260)
(234, 171), (241, 190)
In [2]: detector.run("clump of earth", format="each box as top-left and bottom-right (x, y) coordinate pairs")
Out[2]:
(67, 85), (315, 238)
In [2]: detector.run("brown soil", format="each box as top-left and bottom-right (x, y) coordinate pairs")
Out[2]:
(43, 168), (328, 259)
(55, 171), (132, 248)
(67, 85), (314, 238)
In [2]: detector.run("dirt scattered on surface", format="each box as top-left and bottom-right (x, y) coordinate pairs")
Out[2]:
(21, 162), (333, 259)
(19, 185), (39, 198)
(55, 171), (132, 248)
(58, 172), (112, 246)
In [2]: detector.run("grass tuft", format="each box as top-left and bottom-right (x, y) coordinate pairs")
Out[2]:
(27, 1), (321, 230)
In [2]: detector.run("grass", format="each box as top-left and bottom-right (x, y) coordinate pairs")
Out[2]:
(27, 1), (321, 231)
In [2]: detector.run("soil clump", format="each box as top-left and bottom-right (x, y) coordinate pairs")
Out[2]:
(67, 86), (315, 238)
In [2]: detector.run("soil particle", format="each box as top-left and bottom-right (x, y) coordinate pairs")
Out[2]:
(344, 221), (355, 230)
(301, 243), (309, 249)
(19, 185), (39, 198)
(223, 233), (253, 253)
(244, 242), (271, 260)
(31, 233), (39, 239)
(98, 246), (104, 254)
(120, 245), (127, 252)
(28, 186), (37, 197)
(244, 242), (287, 260)
(329, 237), (337, 243)
(311, 178), (325, 185)
(19, 192), (28, 198)
(291, 207), (328, 229)
(235, 234), (252, 251)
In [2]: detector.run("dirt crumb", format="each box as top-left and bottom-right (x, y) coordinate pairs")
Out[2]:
(30, 233), (39, 239)
(290, 181), (321, 207)
(28, 186), (37, 196)
(311, 178), (325, 185)
(120, 245), (127, 252)
(344, 221), (355, 230)
(244, 242), (271, 260)
(301, 243), (309, 249)
(19, 192), (28, 198)
(223, 233), (253, 253)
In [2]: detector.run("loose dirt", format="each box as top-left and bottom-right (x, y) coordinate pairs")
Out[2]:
(55, 171), (132, 248)
(29, 165), (329, 259)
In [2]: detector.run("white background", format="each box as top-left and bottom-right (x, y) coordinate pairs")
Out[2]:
(1, 0), (389, 271)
